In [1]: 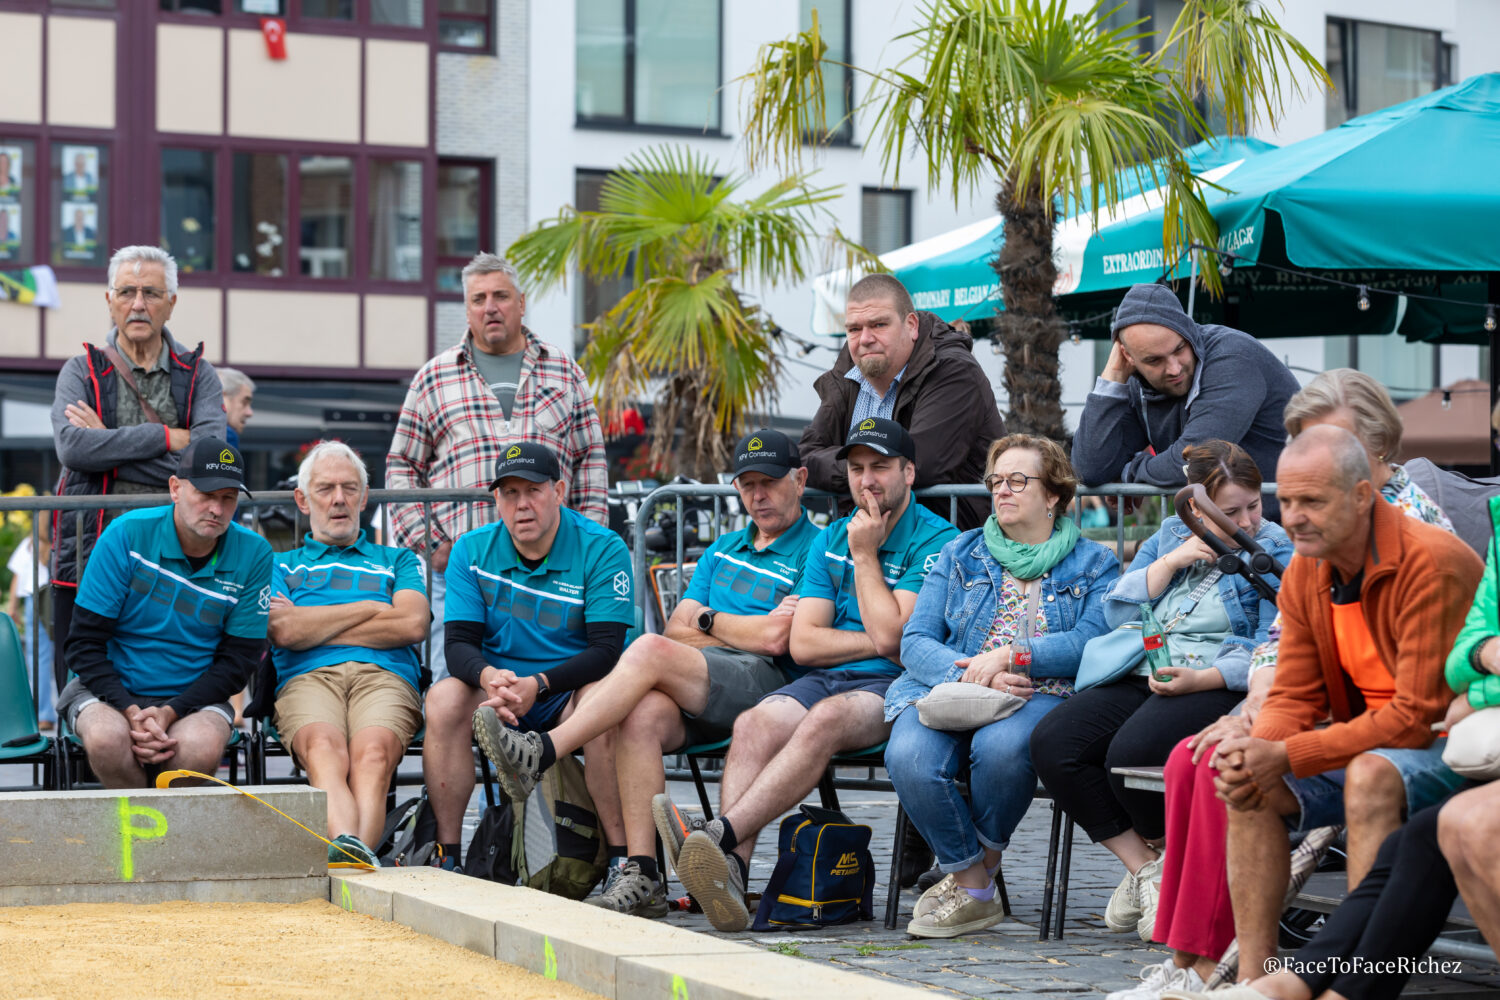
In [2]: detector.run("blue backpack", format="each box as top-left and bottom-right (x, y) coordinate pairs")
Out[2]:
(752, 805), (875, 931)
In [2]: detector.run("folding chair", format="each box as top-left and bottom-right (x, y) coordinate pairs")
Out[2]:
(0, 616), (55, 790)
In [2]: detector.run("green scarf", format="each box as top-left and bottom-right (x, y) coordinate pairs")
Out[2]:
(983, 515), (1080, 580)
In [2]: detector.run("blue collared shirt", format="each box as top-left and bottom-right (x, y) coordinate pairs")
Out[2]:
(846, 364), (907, 429)
(271, 529), (428, 691)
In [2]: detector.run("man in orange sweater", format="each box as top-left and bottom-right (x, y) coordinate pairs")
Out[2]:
(1209, 425), (1480, 982)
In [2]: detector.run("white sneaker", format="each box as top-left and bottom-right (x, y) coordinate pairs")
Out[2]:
(912, 873), (955, 920)
(1135, 854), (1165, 942)
(1104, 867), (1141, 932)
(1105, 958), (1206, 1000)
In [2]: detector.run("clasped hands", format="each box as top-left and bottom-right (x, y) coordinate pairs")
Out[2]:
(1208, 734), (1289, 812)
(125, 704), (180, 766)
(953, 647), (1033, 700)
(478, 666), (541, 725)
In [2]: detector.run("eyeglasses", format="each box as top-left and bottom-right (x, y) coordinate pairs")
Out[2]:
(112, 286), (167, 303)
(985, 472), (1043, 494)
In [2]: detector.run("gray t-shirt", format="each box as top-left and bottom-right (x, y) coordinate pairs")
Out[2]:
(470, 347), (524, 420)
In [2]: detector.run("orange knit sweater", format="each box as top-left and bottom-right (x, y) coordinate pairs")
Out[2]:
(1253, 496), (1482, 778)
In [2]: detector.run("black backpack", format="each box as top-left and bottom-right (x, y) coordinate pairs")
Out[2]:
(377, 792), (437, 866)
(464, 802), (519, 882)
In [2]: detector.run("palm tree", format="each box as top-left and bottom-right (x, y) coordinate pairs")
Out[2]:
(508, 144), (873, 478)
(742, 0), (1327, 441)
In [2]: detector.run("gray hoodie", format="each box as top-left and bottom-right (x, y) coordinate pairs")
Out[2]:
(1072, 284), (1298, 512)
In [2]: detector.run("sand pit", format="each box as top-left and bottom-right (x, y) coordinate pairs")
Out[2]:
(0, 898), (603, 999)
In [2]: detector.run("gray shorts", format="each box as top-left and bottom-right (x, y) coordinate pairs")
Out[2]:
(677, 646), (787, 749)
(57, 677), (235, 732)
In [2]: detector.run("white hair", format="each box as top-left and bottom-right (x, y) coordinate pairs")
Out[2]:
(460, 252), (524, 298)
(217, 367), (256, 398)
(107, 246), (179, 297)
(297, 440), (369, 491)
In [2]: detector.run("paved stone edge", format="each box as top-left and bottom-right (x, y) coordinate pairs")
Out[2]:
(329, 868), (935, 999)
(0, 876), (329, 907)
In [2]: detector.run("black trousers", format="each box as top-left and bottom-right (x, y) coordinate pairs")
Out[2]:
(1030, 676), (1242, 842)
(52, 584), (74, 694)
(1293, 799), (1461, 1000)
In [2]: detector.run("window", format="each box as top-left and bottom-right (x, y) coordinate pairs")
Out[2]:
(299, 155), (352, 278)
(372, 0), (423, 28)
(861, 188), (911, 256)
(160, 0), (222, 12)
(574, 169), (634, 355)
(439, 0), (493, 51)
(236, 0), (285, 13)
(799, 1), (852, 143)
(232, 152), (287, 275)
(436, 159), (491, 294)
(302, 0), (352, 18)
(52, 143), (108, 269)
(1323, 336), (1437, 402)
(576, 0), (722, 132)
(0, 140), (36, 267)
(369, 159), (422, 282)
(1326, 18), (1453, 129)
(161, 148), (216, 274)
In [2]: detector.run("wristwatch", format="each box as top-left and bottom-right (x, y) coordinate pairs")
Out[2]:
(696, 607), (718, 634)
(534, 673), (550, 699)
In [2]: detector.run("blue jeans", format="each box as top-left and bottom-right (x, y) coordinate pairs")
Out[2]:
(21, 596), (55, 724)
(885, 692), (1063, 872)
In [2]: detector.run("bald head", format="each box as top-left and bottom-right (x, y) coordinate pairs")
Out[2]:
(1282, 424), (1371, 491)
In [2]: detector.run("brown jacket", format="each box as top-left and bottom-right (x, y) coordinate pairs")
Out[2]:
(1254, 495), (1482, 777)
(800, 311), (1005, 530)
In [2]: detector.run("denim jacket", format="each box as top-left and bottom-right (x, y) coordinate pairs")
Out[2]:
(886, 528), (1121, 721)
(1103, 515), (1292, 691)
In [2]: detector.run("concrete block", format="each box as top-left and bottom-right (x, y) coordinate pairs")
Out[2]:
(487, 886), (756, 997)
(0, 786), (326, 892)
(619, 952), (935, 1000)
(329, 870), (394, 920)
(0, 876), (327, 906)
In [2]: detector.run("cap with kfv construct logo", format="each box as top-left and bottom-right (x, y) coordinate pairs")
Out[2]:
(733, 428), (799, 479)
(488, 441), (562, 488)
(177, 437), (252, 495)
(836, 417), (916, 463)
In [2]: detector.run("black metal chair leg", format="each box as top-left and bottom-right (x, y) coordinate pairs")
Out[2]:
(688, 756), (715, 818)
(478, 750), (496, 809)
(997, 860), (1011, 916)
(817, 768), (839, 811)
(1055, 815), (1075, 939)
(1040, 804), (1062, 941)
(885, 802), (907, 929)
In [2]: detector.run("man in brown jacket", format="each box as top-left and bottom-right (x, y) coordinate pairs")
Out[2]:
(800, 274), (1004, 531)
(1209, 425), (1480, 981)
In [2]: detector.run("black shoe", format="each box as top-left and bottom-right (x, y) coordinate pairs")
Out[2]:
(898, 819), (935, 889)
(915, 865), (945, 894)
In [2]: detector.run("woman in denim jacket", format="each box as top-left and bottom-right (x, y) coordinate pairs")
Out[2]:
(1030, 440), (1292, 965)
(885, 434), (1119, 938)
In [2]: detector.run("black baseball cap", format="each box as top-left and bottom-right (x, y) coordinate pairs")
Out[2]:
(836, 417), (916, 463)
(178, 437), (251, 496)
(733, 428), (799, 480)
(488, 441), (561, 487)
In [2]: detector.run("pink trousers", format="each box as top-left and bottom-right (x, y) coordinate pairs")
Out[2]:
(1153, 735), (1236, 959)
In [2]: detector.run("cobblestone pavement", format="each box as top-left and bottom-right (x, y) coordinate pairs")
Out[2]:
(11, 752), (1500, 998)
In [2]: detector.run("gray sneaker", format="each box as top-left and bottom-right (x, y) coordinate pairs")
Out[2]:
(599, 856), (628, 897)
(676, 829), (748, 932)
(912, 873), (956, 920)
(472, 707), (542, 804)
(651, 793), (705, 877)
(906, 879), (1005, 938)
(588, 860), (669, 918)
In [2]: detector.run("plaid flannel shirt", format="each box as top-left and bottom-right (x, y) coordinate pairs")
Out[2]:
(385, 329), (608, 552)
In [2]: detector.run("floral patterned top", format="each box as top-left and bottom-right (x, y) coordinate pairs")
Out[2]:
(978, 568), (1074, 698)
(1247, 464), (1454, 675)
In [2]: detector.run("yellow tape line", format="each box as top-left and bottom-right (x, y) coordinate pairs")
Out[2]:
(154, 769), (377, 871)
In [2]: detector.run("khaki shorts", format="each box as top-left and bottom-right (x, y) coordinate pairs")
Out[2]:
(273, 661), (423, 751)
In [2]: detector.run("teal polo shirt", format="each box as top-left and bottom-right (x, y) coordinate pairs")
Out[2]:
(445, 506), (635, 678)
(795, 499), (957, 677)
(75, 505), (273, 699)
(270, 530), (427, 692)
(682, 511), (819, 675)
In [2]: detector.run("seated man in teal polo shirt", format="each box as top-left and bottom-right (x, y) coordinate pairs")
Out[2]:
(58, 438), (272, 788)
(266, 441), (430, 868)
(423, 442), (635, 870)
(475, 428), (819, 916)
(663, 418), (958, 931)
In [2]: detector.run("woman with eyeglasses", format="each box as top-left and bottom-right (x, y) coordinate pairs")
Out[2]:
(884, 434), (1120, 938)
(1028, 440), (1292, 984)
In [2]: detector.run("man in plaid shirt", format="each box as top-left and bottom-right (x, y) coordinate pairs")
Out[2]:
(386, 253), (607, 682)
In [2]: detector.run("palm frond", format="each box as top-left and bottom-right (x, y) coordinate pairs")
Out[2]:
(739, 8), (832, 171)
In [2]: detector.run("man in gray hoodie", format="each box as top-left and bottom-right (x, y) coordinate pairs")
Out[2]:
(1072, 283), (1298, 513)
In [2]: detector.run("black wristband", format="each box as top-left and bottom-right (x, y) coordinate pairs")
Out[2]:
(1471, 636), (1498, 675)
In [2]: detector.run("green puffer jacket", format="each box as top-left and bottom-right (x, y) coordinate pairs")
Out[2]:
(1446, 495), (1500, 707)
